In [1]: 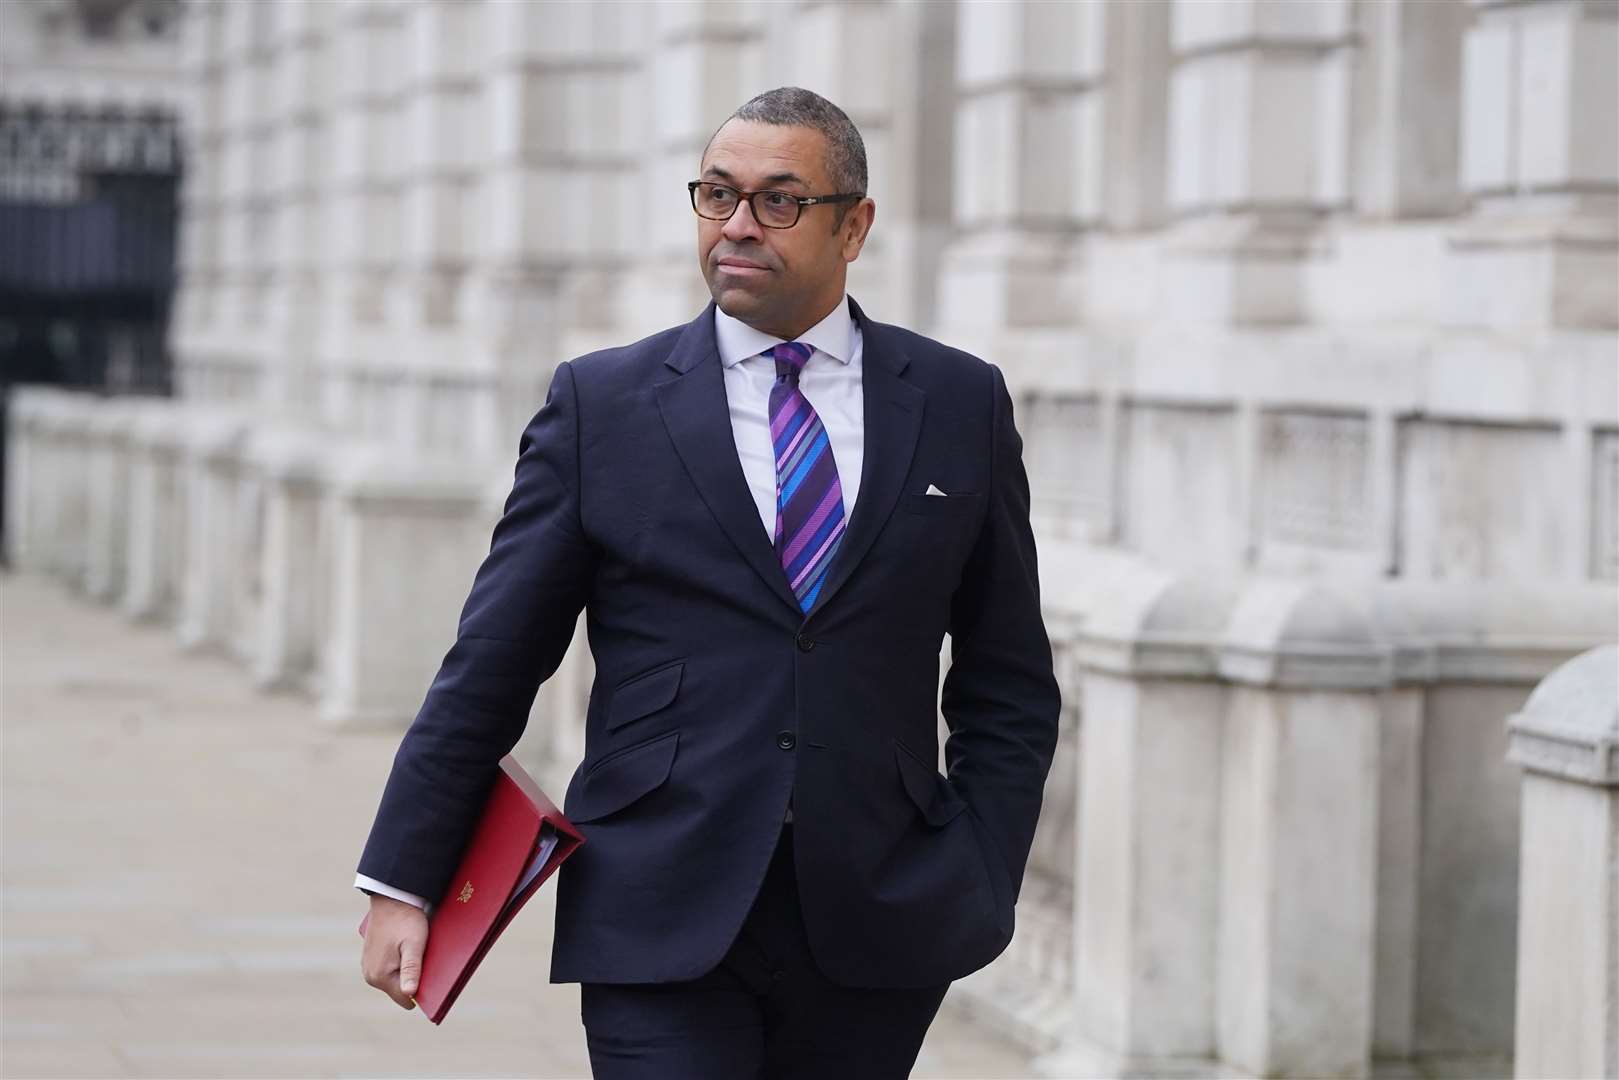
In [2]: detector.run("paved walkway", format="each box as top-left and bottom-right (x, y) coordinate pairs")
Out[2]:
(1, 571), (1037, 1079)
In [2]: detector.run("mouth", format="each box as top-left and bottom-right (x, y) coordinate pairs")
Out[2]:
(715, 258), (771, 276)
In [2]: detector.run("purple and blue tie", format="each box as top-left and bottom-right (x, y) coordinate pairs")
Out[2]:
(766, 342), (846, 613)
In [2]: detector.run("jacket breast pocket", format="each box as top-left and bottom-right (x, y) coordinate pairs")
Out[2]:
(899, 491), (983, 518)
(606, 660), (684, 733)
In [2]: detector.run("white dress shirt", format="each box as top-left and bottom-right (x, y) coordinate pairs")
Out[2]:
(355, 295), (865, 914)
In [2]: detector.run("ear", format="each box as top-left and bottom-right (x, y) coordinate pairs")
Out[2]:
(840, 198), (876, 263)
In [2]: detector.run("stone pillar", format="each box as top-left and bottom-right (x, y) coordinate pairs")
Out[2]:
(244, 426), (330, 691)
(1507, 644), (1619, 1080)
(171, 0), (226, 386)
(261, 0), (333, 420)
(205, 0), (269, 399)
(319, 449), (492, 728)
(937, 0), (1104, 330)
(43, 394), (94, 588)
(386, 0), (483, 451)
(1212, 581), (1389, 1078)
(1035, 567), (1238, 1077)
(321, 0), (407, 432)
(3, 389), (42, 570)
(1350, 0), (1468, 221)
(36, 396), (64, 579)
(761, 0), (918, 322)
(82, 404), (135, 603)
(121, 402), (187, 623)
(1450, 0), (1618, 331)
(176, 413), (250, 651)
(1302, 0), (1470, 328)
(1161, 0), (1354, 325)
(611, 1), (763, 339)
(465, 0), (648, 451)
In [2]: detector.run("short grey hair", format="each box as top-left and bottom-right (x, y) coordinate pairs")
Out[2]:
(713, 86), (868, 199)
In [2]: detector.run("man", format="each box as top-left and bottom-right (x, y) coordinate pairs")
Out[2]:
(356, 87), (1060, 1079)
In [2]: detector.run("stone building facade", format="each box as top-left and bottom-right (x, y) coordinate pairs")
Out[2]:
(6, 1), (1617, 1077)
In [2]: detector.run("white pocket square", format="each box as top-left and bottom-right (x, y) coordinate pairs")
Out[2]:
(925, 484), (948, 496)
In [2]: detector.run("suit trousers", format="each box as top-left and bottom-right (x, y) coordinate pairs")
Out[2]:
(579, 821), (952, 1079)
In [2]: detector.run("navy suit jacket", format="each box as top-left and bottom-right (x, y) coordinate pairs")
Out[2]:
(356, 296), (1062, 988)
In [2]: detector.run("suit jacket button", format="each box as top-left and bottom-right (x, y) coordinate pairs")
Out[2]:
(795, 634), (815, 652)
(776, 731), (796, 750)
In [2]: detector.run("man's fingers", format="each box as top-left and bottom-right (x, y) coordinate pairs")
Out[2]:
(399, 938), (423, 997)
(360, 902), (429, 1011)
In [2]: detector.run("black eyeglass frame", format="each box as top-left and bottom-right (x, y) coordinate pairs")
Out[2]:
(687, 180), (865, 229)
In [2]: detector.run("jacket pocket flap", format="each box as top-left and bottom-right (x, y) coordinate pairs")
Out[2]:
(567, 731), (680, 823)
(606, 661), (684, 732)
(892, 739), (967, 827)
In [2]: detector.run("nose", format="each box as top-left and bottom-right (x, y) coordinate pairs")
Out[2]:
(721, 195), (765, 243)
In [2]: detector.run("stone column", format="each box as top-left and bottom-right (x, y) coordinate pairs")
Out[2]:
(244, 426), (330, 691)
(3, 389), (42, 570)
(1507, 644), (1619, 1080)
(1350, 0), (1468, 220)
(1300, 0), (1469, 328)
(1212, 580), (1389, 1078)
(257, 0), (333, 420)
(1451, 0), (1618, 331)
(465, 0), (647, 452)
(176, 413), (250, 651)
(43, 394), (94, 588)
(121, 401), (187, 622)
(319, 448), (492, 728)
(320, 0), (406, 433)
(202, 0), (269, 400)
(82, 404), (135, 604)
(384, 0), (482, 452)
(1161, 0), (1354, 325)
(611, 2), (764, 339)
(757, 0), (920, 323)
(1035, 566), (1238, 1077)
(171, 0), (226, 387)
(937, 0), (1104, 330)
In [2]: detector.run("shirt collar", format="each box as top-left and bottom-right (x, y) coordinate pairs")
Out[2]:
(714, 293), (855, 369)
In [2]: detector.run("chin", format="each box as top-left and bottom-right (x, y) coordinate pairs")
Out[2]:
(712, 287), (763, 318)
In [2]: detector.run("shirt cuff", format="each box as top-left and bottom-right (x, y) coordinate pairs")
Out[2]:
(355, 873), (434, 918)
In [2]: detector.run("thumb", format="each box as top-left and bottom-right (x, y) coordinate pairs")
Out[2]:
(399, 940), (422, 996)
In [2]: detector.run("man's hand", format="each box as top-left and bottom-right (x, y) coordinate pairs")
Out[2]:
(360, 894), (429, 1009)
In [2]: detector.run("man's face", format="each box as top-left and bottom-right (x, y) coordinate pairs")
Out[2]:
(696, 119), (875, 339)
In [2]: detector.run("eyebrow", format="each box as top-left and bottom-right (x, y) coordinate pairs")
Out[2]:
(703, 165), (810, 189)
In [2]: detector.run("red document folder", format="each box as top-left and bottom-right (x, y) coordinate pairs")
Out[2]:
(358, 753), (584, 1024)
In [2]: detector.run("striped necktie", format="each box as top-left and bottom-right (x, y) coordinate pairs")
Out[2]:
(766, 341), (846, 613)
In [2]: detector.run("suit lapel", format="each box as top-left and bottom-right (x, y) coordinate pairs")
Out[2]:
(802, 296), (924, 621)
(654, 304), (803, 616)
(652, 296), (925, 624)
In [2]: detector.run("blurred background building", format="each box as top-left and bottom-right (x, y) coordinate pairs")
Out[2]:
(5, 1), (1616, 1078)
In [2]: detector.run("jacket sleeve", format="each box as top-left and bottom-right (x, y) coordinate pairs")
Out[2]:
(354, 360), (597, 904)
(939, 361), (1062, 904)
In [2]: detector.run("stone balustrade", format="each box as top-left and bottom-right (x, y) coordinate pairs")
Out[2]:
(6, 369), (1616, 1080)
(944, 540), (1615, 1079)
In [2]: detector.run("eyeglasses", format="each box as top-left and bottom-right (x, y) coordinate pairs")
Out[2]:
(688, 181), (864, 229)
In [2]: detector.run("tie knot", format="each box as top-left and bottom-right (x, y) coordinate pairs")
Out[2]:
(767, 341), (814, 381)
